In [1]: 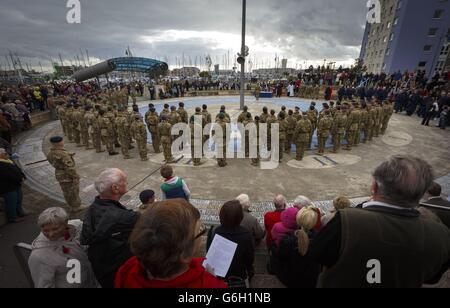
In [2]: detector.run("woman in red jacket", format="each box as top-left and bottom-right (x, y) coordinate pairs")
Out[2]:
(115, 199), (227, 288)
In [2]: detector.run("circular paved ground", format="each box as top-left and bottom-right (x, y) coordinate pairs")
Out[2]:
(16, 96), (450, 224)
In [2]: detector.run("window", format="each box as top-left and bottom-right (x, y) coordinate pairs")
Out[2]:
(386, 48), (391, 56)
(428, 28), (438, 36)
(390, 6), (394, 14)
(423, 45), (433, 53)
(397, 1), (403, 9)
(433, 10), (444, 19)
(382, 63), (387, 70)
(387, 22), (391, 29)
(383, 36), (387, 43)
(389, 33), (394, 41)
(418, 61), (427, 67)
(393, 17), (399, 25)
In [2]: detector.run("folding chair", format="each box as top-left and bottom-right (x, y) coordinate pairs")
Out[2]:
(13, 243), (34, 288)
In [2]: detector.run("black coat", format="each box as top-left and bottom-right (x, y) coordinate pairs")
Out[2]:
(0, 160), (25, 194)
(80, 197), (139, 288)
(206, 225), (255, 280)
(270, 233), (320, 288)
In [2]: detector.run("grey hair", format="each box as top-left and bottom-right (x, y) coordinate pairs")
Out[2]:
(293, 195), (312, 209)
(95, 168), (124, 195)
(373, 155), (434, 208)
(0, 148), (7, 155)
(38, 207), (68, 227)
(274, 195), (287, 210)
(236, 194), (251, 210)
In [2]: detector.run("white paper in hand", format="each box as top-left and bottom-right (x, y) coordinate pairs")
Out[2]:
(203, 234), (237, 278)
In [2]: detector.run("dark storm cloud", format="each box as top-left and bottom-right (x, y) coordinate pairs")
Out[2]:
(0, 0), (367, 70)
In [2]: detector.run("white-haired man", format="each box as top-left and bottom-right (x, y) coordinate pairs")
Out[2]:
(81, 168), (139, 288)
(237, 194), (266, 247)
(264, 195), (287, 250)
(309, 155), (450, 288)
(293, 195), (313, 210)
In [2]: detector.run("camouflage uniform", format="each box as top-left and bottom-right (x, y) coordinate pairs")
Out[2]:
(306, 109), (318, 149)
(345, 108), (359, 150)
(266, 115), (278, 151)
(131, 117), (148, 161)
(190, 121), (203, 166)
(46, 148), (81, 212)
(294, 116), (312, 161)
(259, 112), (269, 124)
(71, 107), (82, 146)
(317, 114), (333, 155)
(56, 104), (68, 137)
(368, 105), (378, 141)
(251, 119), (260, 167)
(352, 107), (362, 146)
(374, 104), (383, 137)
(279, 118), (288, 161)
(116, 112), (131, 159)
(178, 107), (189, 124)
(146, 111), (161, 153)
(285, 114), (296, 153)
(158, 119), (174, 163)
(202, 109), (212, 144)
(106, 110), (119, 147)
(98, 114), (115, 154)
(360, 107), (370, 143)
(80, 110), (90, 150)
(333, 111), (347, 153)
(159, 108), (170, 121)
(214, 119), (228, 167)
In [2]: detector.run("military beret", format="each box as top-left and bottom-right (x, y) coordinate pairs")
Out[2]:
(50, 136), (63, 143)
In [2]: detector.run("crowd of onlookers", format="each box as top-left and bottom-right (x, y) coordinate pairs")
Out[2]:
(20, 156), (450, 288)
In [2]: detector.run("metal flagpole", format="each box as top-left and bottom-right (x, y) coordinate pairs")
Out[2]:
(239, 0), (246, 110)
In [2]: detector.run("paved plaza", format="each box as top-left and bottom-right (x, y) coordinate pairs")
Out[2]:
(12, 96), (450, 226)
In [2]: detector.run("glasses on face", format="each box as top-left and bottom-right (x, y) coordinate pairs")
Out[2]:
(195, 223), (207, 239)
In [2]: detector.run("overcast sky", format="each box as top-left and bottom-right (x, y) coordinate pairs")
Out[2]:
(0, 0), (368, 72)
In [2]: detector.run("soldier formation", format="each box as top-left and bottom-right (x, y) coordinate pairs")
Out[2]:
(54, 87), (394, 170)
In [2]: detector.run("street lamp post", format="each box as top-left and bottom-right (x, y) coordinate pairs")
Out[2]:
(239, 0), (246, 110)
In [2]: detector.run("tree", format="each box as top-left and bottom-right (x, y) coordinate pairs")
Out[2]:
(199, 71), (211, 79)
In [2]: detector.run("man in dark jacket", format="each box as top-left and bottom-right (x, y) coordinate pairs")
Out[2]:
(309, 155), (450, 288)
(419, 182), (450, 230)
(0, 148), (26, 223)
(81, 168), (139, 288)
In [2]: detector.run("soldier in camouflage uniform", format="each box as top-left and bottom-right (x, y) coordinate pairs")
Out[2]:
(266, 110), (278, 152)
(106, 106), (120, 148)
(98, 109), (119, 156)
(80, 106), (90, 150)
(294, 113), (312, 161)
(158, 115), (174, 163)
(368, 102), (378, 141)
(345, 103), (359, 151)
(116, 108), (132, 159)
(160, 104), (170, 121)
(85, 105), (103, 153)
(215, 106), (231, 123)
(360, 102), (370, 143)
(242, 112), (253, 158)
(286, 110), (297, 153)
(293, 107), (302, 121)
(71, 104), (82, 147)
(169, 106), (181, 126)
(317, 110), (333, 156)
(260, 107), (269, 124)
(202, 105), (212, 146)
(46, 136), (86, 213)
(56, 102), (68, 137)
(251, 116), (261, 167)
(278, 106), (287, 121)
(145, 107), (161, 153)
(306, 105), (318, 149)
(178, 102), (189, 124)
(374, 101), (383, 137)
(214, 113), (228, 167)
(352, 104), (362, 146)
(190, 116), (203, 166)
(131, 114), (148, 161)
(238, 106), (250, 124)
(332, 106), (347, 153)
(278, 113), (288, 161)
